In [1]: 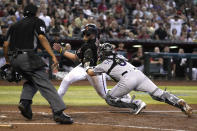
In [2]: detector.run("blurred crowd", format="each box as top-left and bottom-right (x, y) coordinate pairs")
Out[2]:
(1, 0), (197, 41)
(1, 0), (197, 80)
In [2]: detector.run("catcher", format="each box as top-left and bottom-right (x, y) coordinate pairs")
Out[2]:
(85, 43), (193, 117)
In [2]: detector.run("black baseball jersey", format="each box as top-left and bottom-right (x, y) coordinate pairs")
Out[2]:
(76, 39), (98, 66)
(5, 16), (46, 51)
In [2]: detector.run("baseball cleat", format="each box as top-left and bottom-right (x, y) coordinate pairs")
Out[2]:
(134, 101), (146, 115)
(178, 99), (192, 117)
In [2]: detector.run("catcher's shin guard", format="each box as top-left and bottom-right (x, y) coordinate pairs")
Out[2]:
(150, 88), (180, 108)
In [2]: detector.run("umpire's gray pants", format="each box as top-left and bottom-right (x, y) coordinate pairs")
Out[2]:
(10, 54), (66, 112)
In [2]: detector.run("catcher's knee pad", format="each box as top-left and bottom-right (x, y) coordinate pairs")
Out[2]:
(105, 92), (137, 109)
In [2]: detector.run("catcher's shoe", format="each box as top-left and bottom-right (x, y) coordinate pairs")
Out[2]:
(133, 101), (146, 115)
(178, 99), (192, 117)
(18, 102), (33, 120)
(53, 112), (73, 124)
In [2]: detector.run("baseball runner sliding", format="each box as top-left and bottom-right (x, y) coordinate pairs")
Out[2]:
(53, 24), (135, 112)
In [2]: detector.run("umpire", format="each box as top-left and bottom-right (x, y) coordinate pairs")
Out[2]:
(3, 4), (73, 124)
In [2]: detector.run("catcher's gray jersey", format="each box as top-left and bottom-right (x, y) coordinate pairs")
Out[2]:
(94, 55), (137, 82)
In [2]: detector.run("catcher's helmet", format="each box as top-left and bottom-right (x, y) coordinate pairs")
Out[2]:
(81, 23), (98, 37)
(23, 4), (38, 17)
(99, 43), (114, 61)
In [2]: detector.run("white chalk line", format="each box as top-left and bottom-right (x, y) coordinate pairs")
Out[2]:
(0, 122), (186, 131)
(1, 110), (196, 131)
(1, 110), (197, 114)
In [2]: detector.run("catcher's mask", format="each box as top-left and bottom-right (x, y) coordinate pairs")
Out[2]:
(81, 23), (98, 38)
(98, 43), (115, 61)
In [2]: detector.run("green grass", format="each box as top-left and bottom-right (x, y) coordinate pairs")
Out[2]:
(0, 85), (197, 105)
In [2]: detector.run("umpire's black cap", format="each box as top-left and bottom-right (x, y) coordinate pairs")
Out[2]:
(23, 3), (38, 17)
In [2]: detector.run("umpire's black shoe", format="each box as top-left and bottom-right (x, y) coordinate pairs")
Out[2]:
(53, 112), (73, 124)
(18, 100), (33, 120)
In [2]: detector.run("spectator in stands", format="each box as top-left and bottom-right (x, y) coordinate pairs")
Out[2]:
(15, 5), (23, 21)
(91, 7), (99, 19)
(74, 12), (87, 35)
(67, 20), (77, 37)
(130, 47), (144, 72)
(187, 48), (197, 80)
(180, 31), (188, 42)
(118, 26), (127, 39)
(97, 0), (108, 13)
(146, 20), (155, 36)
(169, 28), (180, 41)
(172, 48), (187, 80)
(132, 3), (143, 18)
(108, 20), (120, 39)
(113, 0), (126, 25)
(60, 20), (69, 39)
(39, 9), (52, 28)
(49, 20), (61, 38)
(83, 1), (93, 18)
(137, 26), (150, 40)
(153, 22), (168, 40)
(0, 25), (8, 67)
(71, 1), (83, 17)
(105, 12), (115, 26)
(162, 46), (173, 75)
(150, 46), (164, 74)
(168, 15), (186, 37)
(116, 42), (127, 58)
(57, 4), (66, 19)
(132, 13), (142, 33)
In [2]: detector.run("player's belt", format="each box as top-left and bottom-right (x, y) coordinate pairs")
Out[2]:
(8, 49), (35, 55)
(122, 68), (137, 76)
(121, 71), (128, 76)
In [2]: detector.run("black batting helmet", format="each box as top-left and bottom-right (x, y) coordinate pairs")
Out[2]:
(23, 4), (38, 17)
(81, 23), (98, 37)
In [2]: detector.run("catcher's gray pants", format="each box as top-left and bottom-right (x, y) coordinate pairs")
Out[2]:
(11, 54), (66, 112)
(109, 69), (163, 98)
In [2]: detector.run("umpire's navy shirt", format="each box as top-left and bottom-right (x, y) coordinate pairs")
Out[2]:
(5, 16), (46, 51)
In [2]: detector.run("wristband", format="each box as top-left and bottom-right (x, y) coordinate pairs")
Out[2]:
(59, 47), (63, 53)
(85, 66), (90, 72)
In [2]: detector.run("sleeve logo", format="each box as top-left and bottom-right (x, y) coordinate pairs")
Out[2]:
(40, 26), (45, 33)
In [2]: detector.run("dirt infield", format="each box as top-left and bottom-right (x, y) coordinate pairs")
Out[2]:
(0, 105), (197, 131)
(0, 80), (197, 131)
